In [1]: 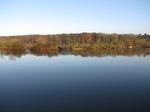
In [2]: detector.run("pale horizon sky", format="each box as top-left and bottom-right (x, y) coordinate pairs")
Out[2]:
(0, 0), (150, 36)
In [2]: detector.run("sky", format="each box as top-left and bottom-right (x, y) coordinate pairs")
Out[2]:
(0, 0), (150, 36)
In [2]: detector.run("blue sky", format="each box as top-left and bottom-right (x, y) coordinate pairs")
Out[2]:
(0, 0), (150, 36)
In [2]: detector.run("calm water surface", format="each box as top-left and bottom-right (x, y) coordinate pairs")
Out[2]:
(0, 49), (150, 112)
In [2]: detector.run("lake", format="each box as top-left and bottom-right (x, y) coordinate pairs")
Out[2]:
(0, 49), (150, 112)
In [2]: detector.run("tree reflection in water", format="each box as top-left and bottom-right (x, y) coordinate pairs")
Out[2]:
(0, 48), (150, 61)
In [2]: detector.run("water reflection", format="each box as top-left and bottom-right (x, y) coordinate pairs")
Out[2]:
(1, 48), (150, 112)
(0, 48), (150, 61)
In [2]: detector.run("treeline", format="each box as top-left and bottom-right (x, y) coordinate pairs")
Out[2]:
(0, 33), (150, 50)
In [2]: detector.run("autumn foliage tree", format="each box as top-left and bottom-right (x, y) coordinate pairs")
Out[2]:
(0, 33), (149, 50)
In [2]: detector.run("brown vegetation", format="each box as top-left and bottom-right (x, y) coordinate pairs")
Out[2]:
(0, 33), (150, 50)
